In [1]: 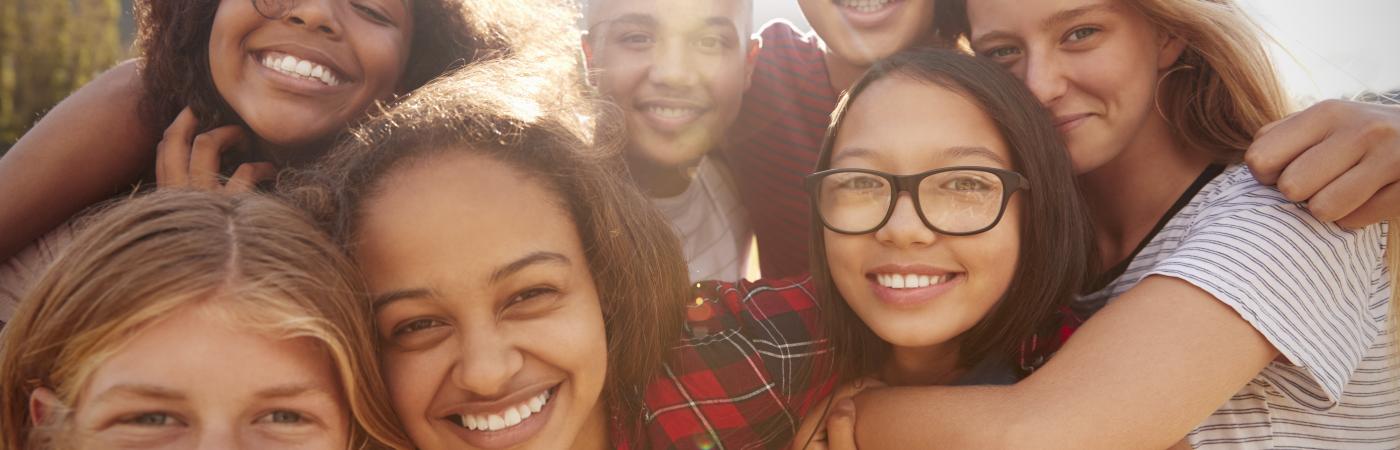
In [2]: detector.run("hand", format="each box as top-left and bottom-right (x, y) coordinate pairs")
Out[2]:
(156, 107), (276, 193)
(791, 377), (885, 450)
(1246, 99), (1400, 228)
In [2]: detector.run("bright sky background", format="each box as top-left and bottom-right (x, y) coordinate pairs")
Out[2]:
(753, 1), (1400, 103)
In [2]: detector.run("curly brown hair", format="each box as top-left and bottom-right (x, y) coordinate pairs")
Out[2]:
(283, 56), (687, 446)
(133, 0), (581, 159)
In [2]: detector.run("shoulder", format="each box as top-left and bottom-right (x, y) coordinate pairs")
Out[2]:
(756, 20), (823, 60)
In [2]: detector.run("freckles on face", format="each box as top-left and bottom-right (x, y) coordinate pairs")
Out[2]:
(71, 302), (349, 450)
(355, 151), (609, 450)
(207, 0), (413, 150)
(797, 0), (938, 66)
(588, 0), (753, 169)
(823, 76), (1021, 350)
(966, 0), (1173, 174)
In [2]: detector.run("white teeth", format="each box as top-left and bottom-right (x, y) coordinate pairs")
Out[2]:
(645, 106), (700, 119)
(453, 389), (552, 432)
(258, 52), (341, 87)
(876, 273), (952, 289)
(835, 0), (891, 12)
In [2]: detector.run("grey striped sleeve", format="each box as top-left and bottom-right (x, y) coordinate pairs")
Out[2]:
(1145, 172), (1388, 409)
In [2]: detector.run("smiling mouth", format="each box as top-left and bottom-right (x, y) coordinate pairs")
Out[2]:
(446, 387), (553, 432)
(833, 0), (898, 13)
(258, 51), (343, 87)
(873, 272), (958, 289)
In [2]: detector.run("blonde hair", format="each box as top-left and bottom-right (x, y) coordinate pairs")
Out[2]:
(0, 190), (412, 450)
(1123, 0), (1291, 161)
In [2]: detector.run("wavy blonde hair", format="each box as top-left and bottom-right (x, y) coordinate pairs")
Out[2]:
(0, 190), (412, 450)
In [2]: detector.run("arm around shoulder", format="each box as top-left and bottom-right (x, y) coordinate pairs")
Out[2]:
(0, 59), (158, 261)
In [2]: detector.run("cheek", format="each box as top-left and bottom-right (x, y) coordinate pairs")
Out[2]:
(381, 347), (447, 424)
(823, 232), (869, 290)
(964, 200), (1022, 295)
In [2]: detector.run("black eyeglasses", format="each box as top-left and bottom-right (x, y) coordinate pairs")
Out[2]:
(804, 166), (1029, 235)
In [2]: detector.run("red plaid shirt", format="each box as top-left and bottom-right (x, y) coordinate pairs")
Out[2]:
(625, 277), (1081, 449)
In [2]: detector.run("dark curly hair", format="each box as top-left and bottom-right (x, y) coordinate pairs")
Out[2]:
(283, 55), (685, 447)
(133, 0), (581, 160)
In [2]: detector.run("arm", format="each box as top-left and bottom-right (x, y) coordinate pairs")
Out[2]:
(0, 60), (158, 261)
(850, 276), (1278, 449)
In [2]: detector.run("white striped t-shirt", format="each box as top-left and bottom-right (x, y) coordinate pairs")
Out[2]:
(1078, 164), (1396, 449)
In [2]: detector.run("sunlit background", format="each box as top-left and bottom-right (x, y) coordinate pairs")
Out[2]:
(756, 0), (1400, 103)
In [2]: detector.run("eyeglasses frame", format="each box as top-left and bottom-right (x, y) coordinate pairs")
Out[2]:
(803, 166), (1031, 236)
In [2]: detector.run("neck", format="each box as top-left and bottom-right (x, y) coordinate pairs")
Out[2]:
(626, 152), (700, 198)
(1078, 116), (1214, 267)
(880, 339), (964, 386)
(574, 398), (612, 450)
(251, 135), (324, 169)
(821, 45), (870, 95)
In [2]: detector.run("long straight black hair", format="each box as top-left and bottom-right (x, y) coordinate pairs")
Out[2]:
(810, 49), (1099, 381)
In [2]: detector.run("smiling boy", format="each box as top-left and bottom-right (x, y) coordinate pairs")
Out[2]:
(585, 0), (759, 282)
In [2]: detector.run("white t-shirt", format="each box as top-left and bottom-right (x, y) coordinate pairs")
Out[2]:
(1079, 164), (1396, 448)
(651, 156), (753, 283)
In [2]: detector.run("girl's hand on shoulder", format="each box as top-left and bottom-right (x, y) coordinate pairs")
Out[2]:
(156, 107), (276, 193)
(791, 377), (884, 450)
(1245, 100), (1400, 228)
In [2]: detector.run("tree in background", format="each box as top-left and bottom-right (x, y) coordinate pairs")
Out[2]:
(1, 0), (124, 153)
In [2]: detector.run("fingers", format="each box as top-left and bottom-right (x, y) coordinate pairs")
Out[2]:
(1273, 131), (1364, 203)
(227, 162), (278, 193)
(156, 108), (199, 188)
(825, 398), (858, 450)
(1246, 104), (1331, 185)
(1336, 182), (1400, 229)
(188, 126), (247, 189)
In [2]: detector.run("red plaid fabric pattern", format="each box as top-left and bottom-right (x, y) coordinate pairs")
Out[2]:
(638, 276), (835, 449)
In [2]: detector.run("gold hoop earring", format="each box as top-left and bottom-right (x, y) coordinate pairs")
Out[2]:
(1154, 64), (1196, 125)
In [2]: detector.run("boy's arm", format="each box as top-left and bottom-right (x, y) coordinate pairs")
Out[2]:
(850, 276), (1277, 449)
(0, 60), (157, 261)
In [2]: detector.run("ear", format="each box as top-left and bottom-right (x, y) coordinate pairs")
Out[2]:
(1156, 32), (1189, 70)
(581, 35), (596, 67)
(29, 387), (61, 427)
(744, 37), (761, 92)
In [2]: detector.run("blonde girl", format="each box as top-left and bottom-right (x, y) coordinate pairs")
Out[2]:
(0, 190), (411, 450)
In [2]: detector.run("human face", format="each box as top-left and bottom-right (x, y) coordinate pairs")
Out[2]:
(356, 152), (609, 450)
(823, 76), (1022, 353)
(61, 302), (349, 449)
(208, 0), (413, 150)
(965, 0), (1184, 174)
(587, 0), (756, 171)
(798, 0), (938, 67)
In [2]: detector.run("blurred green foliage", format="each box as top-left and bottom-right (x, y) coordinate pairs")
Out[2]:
(1, 0), (125, 154)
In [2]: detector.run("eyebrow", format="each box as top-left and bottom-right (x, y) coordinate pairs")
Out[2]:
(589, 13), (657, 34)
(372, 288), (432, 310)
(490, 251), (571, 283)
(255, 383), (336, 400)
(94, 384), (185, 403)
(831, 145), (1009, 167)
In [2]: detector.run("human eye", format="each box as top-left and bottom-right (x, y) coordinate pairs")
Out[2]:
(508, 286), (560, 307)
(255, 410), (311, 425)
(1063, 26), (1100, 44)
(979, 45), (1021, 62)
(836, 174), (885, 191)
(940, 175), (996, 192)
(618, 32), (655, 49)
(694, 34), (731, 52)
(351, 2), (392, 25)
(118, 412), (183, 427)
(392, 317), (447, 336)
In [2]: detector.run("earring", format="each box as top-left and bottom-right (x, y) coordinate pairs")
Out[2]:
(1154, 63), (1197, 125)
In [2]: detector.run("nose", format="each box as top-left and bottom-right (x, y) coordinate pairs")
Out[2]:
(194, 425), (238, 450)
(282, 0), (342, 36)
(648, 39), (699, 89)
(874, 194), (938, 248)
(1022, 51), (1067, 107)
(451, 324), (524, 398)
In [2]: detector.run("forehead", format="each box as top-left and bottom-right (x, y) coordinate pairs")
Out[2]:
(834, 75), (1011, 168)
(968, 0), (1124, 35)
(354, 151), (586, 293)
(586, 0), (753, 29)
(81, 302), (335, 402)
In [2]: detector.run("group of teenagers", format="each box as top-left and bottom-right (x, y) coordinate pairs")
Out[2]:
(0, 0), (1398, 448)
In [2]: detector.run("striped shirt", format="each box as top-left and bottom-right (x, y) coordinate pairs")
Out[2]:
(652, 157), (753, 283)
(1079, 164), (1397, 449)
(723, 21), (836, 279)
